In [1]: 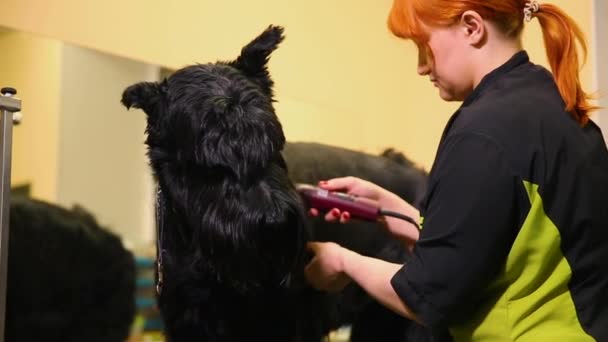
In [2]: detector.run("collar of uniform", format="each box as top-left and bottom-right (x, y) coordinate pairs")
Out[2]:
(461, 50), (530, 108)
(434, 51), (530, 151)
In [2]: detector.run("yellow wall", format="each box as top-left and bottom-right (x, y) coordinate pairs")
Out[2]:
(0, 31), (61, 201)
(0, 0), (595, 169)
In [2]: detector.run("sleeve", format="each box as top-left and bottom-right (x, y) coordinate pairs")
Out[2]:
(391, 132), (523, 329)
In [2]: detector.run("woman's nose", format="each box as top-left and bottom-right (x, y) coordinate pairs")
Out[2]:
(417, 62), (430, 76)
(417, 48), (431, 76)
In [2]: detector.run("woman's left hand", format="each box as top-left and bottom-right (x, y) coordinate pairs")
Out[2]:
(305, 242), (352, 292)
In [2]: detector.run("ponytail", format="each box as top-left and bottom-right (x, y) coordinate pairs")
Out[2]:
(535, 3), (597, 125)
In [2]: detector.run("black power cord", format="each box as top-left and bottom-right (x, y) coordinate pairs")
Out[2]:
(378, 209), (420, 230)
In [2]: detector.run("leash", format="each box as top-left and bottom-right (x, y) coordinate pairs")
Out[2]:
(155, 188), (167, 295)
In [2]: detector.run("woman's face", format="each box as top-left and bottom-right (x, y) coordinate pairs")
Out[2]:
(416, 25), (475, 102)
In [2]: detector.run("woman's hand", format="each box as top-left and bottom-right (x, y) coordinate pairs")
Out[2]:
(309, 177), (421, 247)
(305, 241), (420, 323)
(304, 242), (352, 292)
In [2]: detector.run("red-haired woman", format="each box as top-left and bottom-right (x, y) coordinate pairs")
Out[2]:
(305, 1), (608, 340)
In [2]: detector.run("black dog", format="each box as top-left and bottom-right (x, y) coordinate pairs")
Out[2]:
(122, 25), (431, 341)
(283, 142), (434, 342)
(6, 196), (135, 342)
(123, 25), (328, 342)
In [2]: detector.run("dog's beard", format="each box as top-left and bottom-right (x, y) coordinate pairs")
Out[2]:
(157, 162), (309, 295)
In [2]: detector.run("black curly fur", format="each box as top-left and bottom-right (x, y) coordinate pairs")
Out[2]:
(6, 196), (135, 342)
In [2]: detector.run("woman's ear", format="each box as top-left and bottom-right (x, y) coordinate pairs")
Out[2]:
(460, 10), (486, 46)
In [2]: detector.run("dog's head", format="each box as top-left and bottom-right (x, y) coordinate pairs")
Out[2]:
(122, 26), (308, 294)
(122, 25), (286, 180)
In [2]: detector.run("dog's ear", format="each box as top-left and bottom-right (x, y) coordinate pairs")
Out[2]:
(230, 25), (285, 97)
(121, 80), (167, 120)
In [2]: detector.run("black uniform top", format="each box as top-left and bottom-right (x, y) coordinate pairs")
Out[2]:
(391, 51), (608, 341)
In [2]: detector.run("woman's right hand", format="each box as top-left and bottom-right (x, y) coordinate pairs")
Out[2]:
(309, 177), (421, 246)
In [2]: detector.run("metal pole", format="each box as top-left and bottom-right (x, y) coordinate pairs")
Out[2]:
(0, 87), (21, 342)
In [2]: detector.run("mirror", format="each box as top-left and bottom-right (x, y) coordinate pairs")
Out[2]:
(1, 27), (162, 341)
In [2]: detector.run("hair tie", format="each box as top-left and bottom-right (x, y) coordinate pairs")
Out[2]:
(524, 0), (541, 22)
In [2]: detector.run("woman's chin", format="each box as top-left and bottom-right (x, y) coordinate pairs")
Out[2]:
(438, 90), (454, 101)
(438, 89), (464, 102)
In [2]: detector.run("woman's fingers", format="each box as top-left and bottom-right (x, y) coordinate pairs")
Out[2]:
(324, 208), (342, 222)
(340, 211), (351, 224)
(311, 207), (351, 223)
(318, 177), (358, 192)
(308, 208), (319, 217)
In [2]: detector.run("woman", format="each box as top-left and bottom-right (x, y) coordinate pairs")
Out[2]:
(304, 0), (608, 340)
